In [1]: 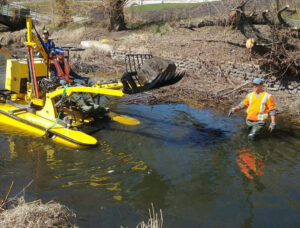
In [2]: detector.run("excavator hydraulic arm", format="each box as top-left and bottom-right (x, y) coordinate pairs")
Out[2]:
(25, 17), (48, 61)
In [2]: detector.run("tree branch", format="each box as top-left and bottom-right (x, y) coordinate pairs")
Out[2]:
(277, 5), (290, 27)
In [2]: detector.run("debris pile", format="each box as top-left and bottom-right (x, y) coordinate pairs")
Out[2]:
(0, 197), (77, 228)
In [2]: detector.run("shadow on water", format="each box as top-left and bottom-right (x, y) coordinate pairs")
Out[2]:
(109, 124), (228, 146)
(112, 106), (230, 146)
(182, 121), (228, 146)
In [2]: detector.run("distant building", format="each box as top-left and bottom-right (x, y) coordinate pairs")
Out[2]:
(126, 0), (216, 7)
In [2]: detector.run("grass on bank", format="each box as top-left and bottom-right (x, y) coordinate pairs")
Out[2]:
(20, 1), (50, 8)
(286, 12), (300, 20)
(22, 2), (203, 16)
(20, 0), (96, 16)
(126, 3), (202, 12)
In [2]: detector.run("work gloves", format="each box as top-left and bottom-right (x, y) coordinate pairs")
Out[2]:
(59, 77), (73, 85)
(268, 123), (276, 132)
(73, 79), (86, 85)
(228, 107), (237, 117)
(59, 79), (67, 85)
(73, 77), (94, 86)
(87, 79), (94, 86)
(82, 77), (94, 86)
(59, 77), (94, 86)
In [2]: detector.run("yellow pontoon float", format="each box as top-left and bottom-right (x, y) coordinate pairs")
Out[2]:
(0, 17), (184, 148)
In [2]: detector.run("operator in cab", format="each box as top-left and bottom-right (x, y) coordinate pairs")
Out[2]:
(50, 48), (108, 115)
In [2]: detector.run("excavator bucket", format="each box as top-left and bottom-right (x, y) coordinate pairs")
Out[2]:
(121, 54), (185, 94)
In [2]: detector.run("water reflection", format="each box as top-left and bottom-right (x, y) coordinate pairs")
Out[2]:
(130, 169), (171, 211)
(236, 148), (266, 180)
(1, 132), (149, 202)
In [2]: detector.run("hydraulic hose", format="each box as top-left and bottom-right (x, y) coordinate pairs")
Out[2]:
(28, 46), (39, 98)
(32, 21), (50, 75)
(45, 84), (69, 132)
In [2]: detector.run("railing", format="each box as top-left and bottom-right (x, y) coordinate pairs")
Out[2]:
(0, 4), (29, 19)
(126, 0), (216, 6)
(0, 3), (51, 23)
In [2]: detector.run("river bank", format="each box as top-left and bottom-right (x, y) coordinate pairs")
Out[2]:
(1, 23), (299, 122)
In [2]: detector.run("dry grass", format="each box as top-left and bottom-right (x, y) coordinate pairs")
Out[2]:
(0, 197), (77, 228)
(136, 204), (163, 228)
(120, 204), (163, 228)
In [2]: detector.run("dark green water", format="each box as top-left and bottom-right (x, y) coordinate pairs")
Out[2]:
(1, 55), (300, 228)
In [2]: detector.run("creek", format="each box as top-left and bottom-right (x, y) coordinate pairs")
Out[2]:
(0, 54), (300, 227)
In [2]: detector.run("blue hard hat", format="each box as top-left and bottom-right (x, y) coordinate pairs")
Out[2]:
(253, 78), (264, 85)
(55, 48), (65, 54)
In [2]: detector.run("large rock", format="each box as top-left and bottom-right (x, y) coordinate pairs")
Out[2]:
(137, 57), (176, 85)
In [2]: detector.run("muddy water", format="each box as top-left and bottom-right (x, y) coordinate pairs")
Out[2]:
(0, 54), (300, 227)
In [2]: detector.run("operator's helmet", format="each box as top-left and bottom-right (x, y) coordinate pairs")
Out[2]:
(55, 47), (65, 54)
(43, 29), (49, 35)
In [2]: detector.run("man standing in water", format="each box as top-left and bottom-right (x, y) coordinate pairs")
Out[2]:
(228, 78), (276, 140)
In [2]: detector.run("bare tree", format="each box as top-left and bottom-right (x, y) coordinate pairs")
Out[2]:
(101, 0), (128, 31)
(0, 0), (7, 5)
(54, 0), (73, 27)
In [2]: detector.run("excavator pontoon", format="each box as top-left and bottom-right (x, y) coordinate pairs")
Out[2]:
(0, 17), (184, 148)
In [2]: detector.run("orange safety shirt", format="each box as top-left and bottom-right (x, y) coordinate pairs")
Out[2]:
(242, 91), (276, 121)
(51, 59), (71, 78)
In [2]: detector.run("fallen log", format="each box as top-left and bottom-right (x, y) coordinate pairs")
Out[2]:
(222, 81), (251, 96)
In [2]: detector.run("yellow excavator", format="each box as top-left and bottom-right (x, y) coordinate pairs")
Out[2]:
(0, 17), (184, 148)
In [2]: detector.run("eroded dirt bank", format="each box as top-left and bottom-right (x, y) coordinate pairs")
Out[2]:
(1, 25), (299, 122)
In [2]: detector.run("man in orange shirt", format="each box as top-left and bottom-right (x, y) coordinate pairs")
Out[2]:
(228, 78), (276, 140)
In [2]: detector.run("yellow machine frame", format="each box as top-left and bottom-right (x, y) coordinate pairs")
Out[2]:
(5, 16), (127, 123)
(0, 16), (183, 148)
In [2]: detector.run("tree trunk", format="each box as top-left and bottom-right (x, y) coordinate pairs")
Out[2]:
(108, 0), (126, 31)
(54, 0), (73, 27)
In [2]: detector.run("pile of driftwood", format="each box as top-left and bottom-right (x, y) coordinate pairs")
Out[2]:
(181, 0), (300, 78)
